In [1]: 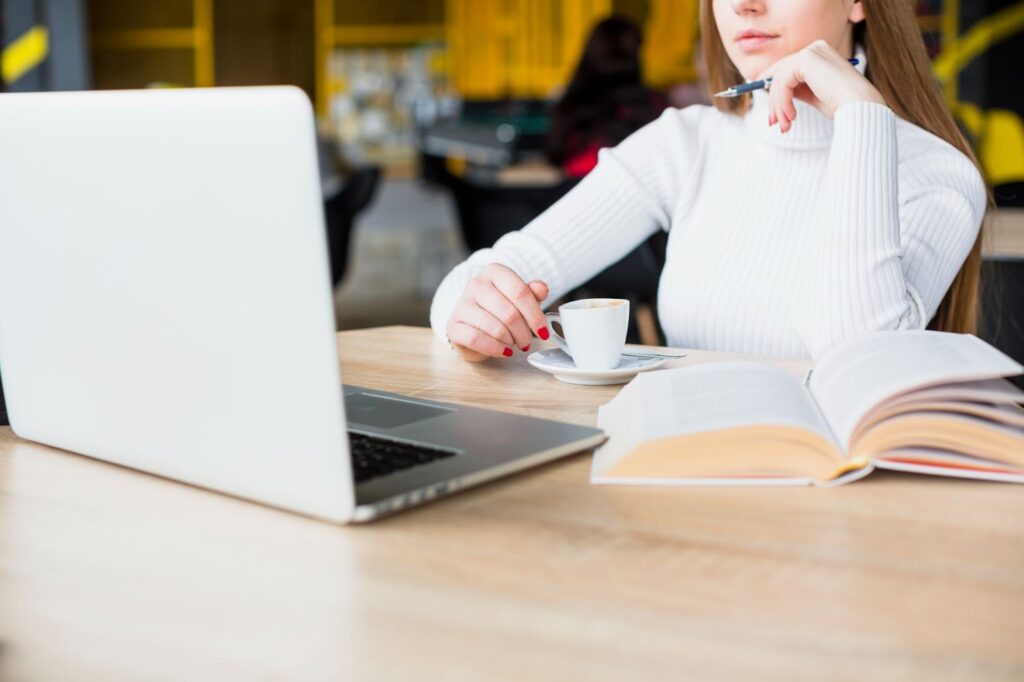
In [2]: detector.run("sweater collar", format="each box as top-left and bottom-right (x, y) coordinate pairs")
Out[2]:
(743, 43), (867, 149)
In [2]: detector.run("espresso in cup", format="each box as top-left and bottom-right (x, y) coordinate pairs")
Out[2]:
(544, 298), (629, 371)
(577, 300), (625, 309)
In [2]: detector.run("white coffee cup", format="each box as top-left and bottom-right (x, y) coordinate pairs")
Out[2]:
(544, 298), (629, 371)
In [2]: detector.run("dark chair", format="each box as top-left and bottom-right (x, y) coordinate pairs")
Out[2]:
(979, 256), (1024, 389)
(324, 166), (382, 287)
(566, 231), (667, 345)
(437, 168), (666, 344)
(445, 173), (578, 253)
(993, 182), (1023, 208)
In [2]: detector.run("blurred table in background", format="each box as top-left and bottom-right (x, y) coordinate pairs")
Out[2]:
(988, 208), (1024, 259)
(419, 98), (555, 184)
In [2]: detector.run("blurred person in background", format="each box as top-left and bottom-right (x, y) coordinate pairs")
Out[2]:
(546, 16), (667, 178)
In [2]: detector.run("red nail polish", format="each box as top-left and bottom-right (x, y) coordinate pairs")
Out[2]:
(538, 327), (550, 340)
(503, 347), (513, 357)
(521, 345), (531, 352)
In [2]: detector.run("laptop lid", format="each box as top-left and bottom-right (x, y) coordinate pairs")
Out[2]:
(0, 87), (356, 522)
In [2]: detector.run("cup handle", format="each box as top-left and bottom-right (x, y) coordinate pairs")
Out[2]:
(544, 312), (572, 357)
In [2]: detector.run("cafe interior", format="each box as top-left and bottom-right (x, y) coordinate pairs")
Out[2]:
(3, 3), (1024, 679)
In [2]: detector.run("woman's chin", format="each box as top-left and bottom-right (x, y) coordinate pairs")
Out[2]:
(735, 57), (778, 82)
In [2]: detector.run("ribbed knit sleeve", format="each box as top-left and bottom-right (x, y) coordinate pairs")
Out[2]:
(429, 106), (705, 344)
(791, 101), (986, 361)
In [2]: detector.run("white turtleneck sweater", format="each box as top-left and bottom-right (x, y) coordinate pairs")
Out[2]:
(429, 49), (987, 361)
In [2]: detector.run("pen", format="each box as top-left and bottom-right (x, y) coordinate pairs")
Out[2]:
(714, 58), (860, 98)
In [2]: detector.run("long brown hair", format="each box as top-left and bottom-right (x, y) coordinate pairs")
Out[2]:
(699, 0), (989, 334)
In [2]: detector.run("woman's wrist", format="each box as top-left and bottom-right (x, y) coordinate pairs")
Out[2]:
(833, 96), (894, 120)
(833, 85), (887, 112)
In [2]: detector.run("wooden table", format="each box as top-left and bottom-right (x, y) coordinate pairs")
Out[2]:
(1, 326), (1022, 681)
(988, 208), (1024, 259)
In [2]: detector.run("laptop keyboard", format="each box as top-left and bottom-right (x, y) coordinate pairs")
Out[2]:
(347, 432), (457, 483)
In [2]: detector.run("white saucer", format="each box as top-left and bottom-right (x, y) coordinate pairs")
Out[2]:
(527, 348), (669, 385)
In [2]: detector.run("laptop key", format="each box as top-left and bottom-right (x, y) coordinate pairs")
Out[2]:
(348, 432), (457, 483)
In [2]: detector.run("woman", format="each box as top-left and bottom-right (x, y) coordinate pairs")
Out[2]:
(546, 16), (667, 178)
(431, 0), (988, 362)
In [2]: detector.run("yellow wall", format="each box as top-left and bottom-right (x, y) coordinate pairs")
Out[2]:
(89, 0), (214, 88)
(445, 0), (698, 99)
(641, 0), (700, 88)
(314, 0), (699, 110)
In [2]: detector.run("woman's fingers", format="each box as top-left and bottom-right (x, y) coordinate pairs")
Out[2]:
(447, 320), (513, 359)
(767, 42), (850, 132)
(454, 299), (516, 349)
(472, 282), (534, 351)
(490, 267), (549, 344)
(452, 342), (487, 363)
(527, 279), (549, 304)
(769, 62), (801, 134)
(447, 263), (552, 362)
(758, 57), (788, 130)
(793, 83), (823, 110)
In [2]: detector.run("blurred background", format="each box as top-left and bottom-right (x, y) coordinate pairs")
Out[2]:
(0, 0), (1022, 343)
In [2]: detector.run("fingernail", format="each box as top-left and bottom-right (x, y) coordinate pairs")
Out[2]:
(768, 113), (776, 126)
(521, 345), (531, 352)
(537, 327), (550, 340)
(503, 347), (513, 357)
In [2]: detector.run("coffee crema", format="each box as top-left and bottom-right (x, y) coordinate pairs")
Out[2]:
(574, 300), (625, 309)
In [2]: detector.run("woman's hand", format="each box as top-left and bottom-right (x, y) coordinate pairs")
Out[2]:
(446, 263), (550, 362)
(756, 40), (886, 134)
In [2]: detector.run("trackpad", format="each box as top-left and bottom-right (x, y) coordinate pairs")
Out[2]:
(344, 393), (454, 430)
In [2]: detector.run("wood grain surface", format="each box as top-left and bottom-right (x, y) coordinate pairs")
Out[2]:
(0, 326), (1021, 682)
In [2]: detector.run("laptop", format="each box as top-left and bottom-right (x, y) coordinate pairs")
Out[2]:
(0, 86), (604, 523)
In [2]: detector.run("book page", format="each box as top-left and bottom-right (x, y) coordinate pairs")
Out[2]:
(807, 331), (1024, 450)
(874, 447), (1024, 471)
(873, 448), (1024, 483)
(850, 411), (1024, 467)
(642, 362), (837, 442)
(855, 400), (1024, 434)
(876, 378), (1024, 410)
(593, 361), (841, 478)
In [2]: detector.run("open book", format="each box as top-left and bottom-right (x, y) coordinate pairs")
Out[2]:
(592, 330), (1024, 486)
